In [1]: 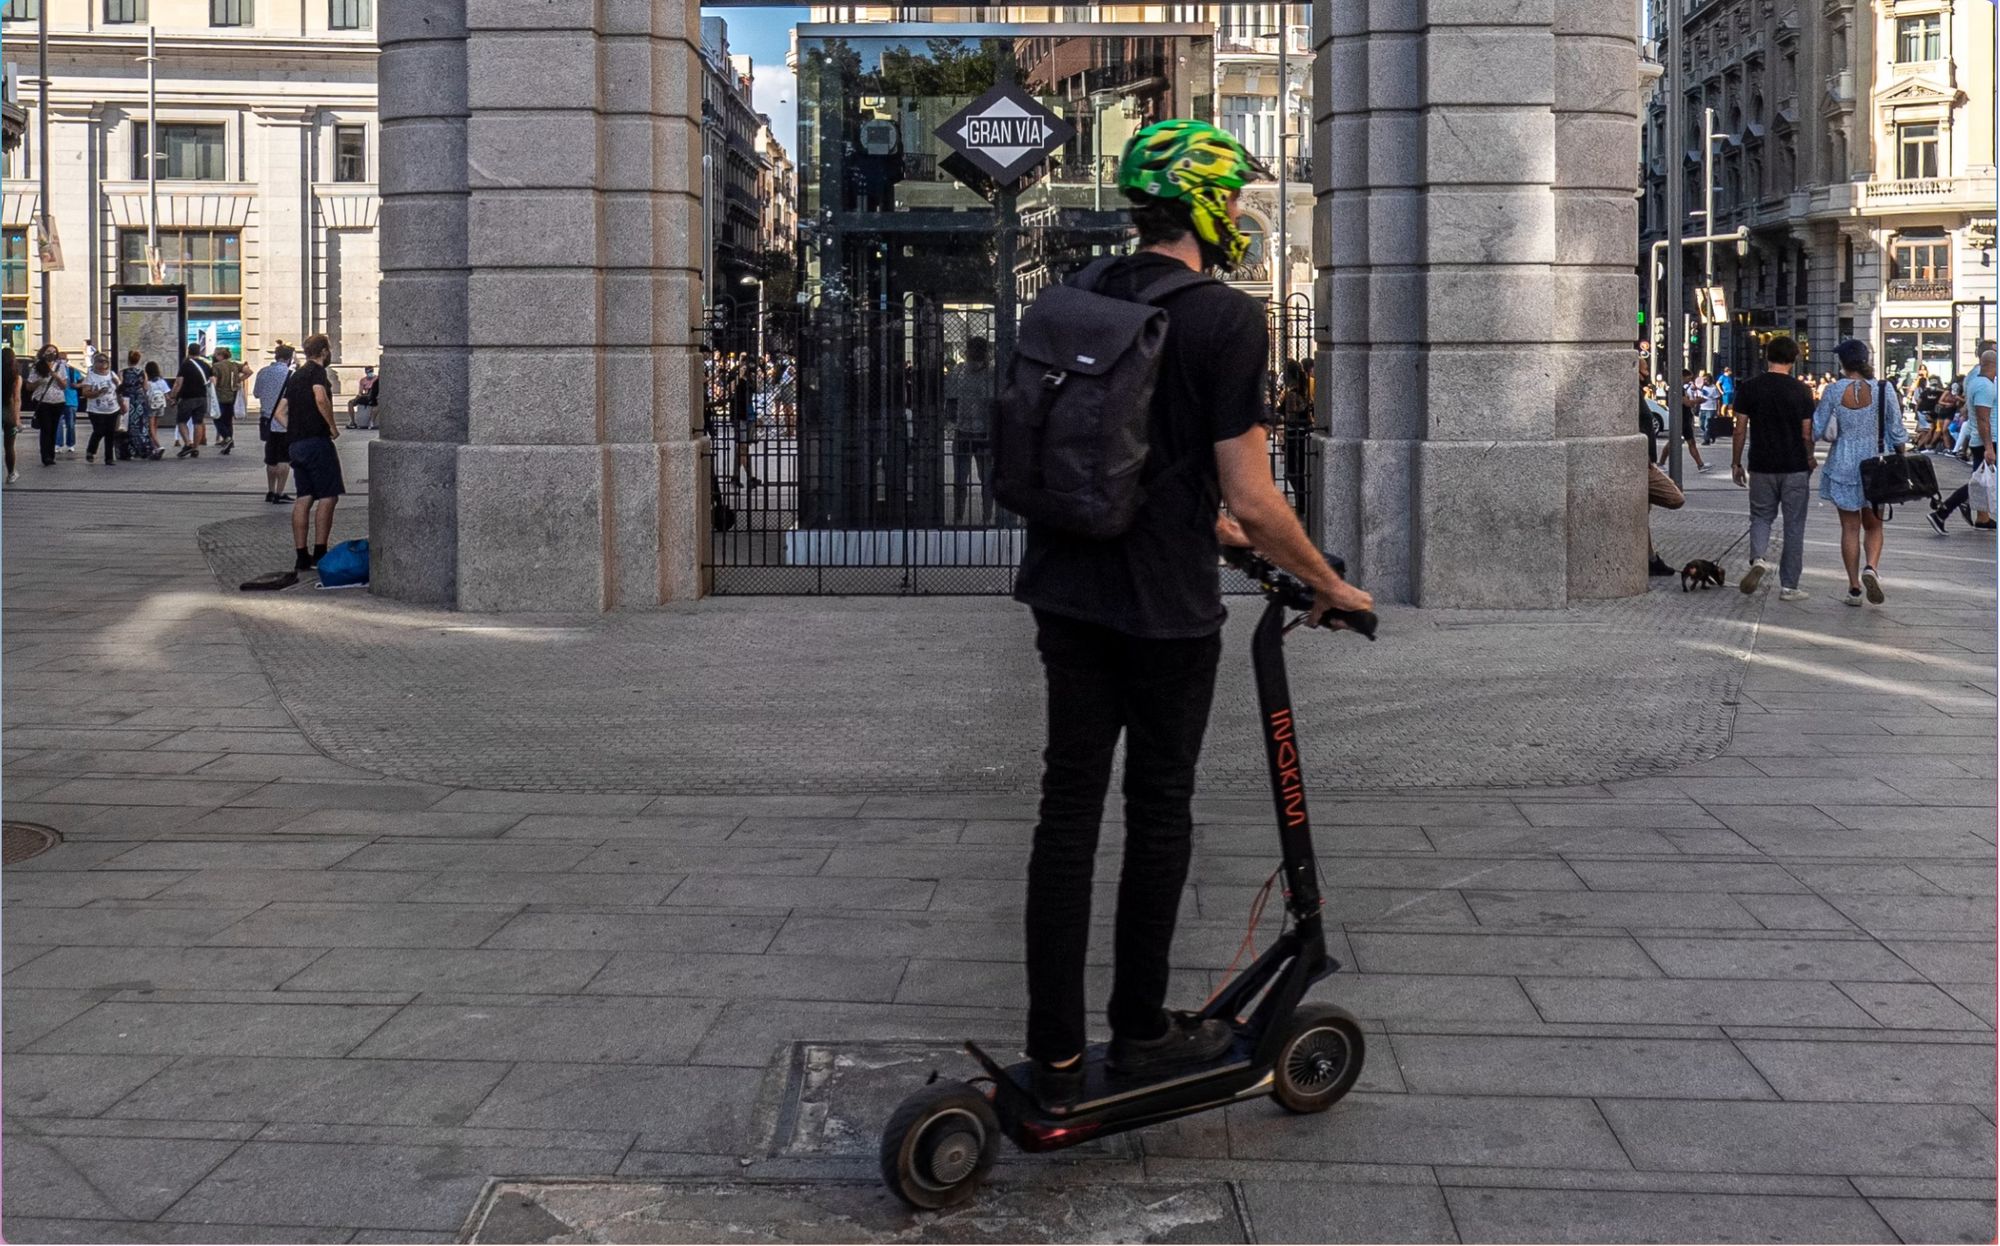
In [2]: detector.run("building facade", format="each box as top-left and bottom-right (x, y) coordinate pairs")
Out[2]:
(1641, 0), (1996, 383)
(2, 0), (378, 381)
(699, 18), (767, 323)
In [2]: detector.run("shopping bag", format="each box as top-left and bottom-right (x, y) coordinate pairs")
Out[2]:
(1970, 464), (1998, 516)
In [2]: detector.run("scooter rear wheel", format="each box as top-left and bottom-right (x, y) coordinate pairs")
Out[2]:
(879, 1082), (1002, 1210)
(1271, 1004), (1365, 1114)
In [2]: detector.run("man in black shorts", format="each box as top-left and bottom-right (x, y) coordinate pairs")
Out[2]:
(271, 334), (343, 570)
(253, 344), (295, 503)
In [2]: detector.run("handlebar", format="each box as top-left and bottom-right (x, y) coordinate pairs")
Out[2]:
(1223, 546), (1379, 640)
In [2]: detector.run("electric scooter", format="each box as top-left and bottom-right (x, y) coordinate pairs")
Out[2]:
(879, 547), (1379, 1209)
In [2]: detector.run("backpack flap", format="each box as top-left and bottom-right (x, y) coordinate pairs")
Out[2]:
(1009, 284), (1166, 378)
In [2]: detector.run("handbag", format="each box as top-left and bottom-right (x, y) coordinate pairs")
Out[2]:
(1859, 380), (1939, 512)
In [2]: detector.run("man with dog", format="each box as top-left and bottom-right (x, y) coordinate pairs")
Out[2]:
(1731, 334), (1816, 601)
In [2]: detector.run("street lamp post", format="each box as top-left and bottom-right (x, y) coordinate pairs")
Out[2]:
(740, 273), (765, 360)
(1275, 12), (1289, 312)
(143, 26), (159, 275)
(1664, 0), (1686, 484)
(36, 0), (51, 343)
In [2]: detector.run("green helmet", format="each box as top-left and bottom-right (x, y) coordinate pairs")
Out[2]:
(1115, 119), (1265, 268)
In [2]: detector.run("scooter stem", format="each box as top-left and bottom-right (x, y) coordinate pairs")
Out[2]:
(1252, 595), (1326, 928)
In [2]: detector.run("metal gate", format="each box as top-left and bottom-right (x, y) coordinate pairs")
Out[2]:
(703, 293), (1318, 595)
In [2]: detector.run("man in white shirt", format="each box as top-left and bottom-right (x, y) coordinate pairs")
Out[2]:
(252, 344), (296, 503)
(1929, 349), (1998, 533)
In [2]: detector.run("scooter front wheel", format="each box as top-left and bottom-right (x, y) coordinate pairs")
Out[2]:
(1271, 1004), (1365, 1114)
(879, 1082), (1002, 1210)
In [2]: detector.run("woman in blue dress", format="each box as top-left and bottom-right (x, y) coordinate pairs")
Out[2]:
(1813, 339), (1908, 607)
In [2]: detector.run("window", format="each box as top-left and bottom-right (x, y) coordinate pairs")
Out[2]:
(1895, 14), (1942, 63)
(119, 230), (241, 322)
(2, 227), (28, 354)
(210, 0), (250, 26)
(1897, 122), (1939, 179)
(1890, 236), (1949, 282)
(1794, 249), (1808, 306)
(1, 0), (37, 18)
(104, 0), (146, 21)
(134, 123), (228, 181)
(1840, 238), (1855, 302)
(1220, 95), (1277, 164)
(333, 125), (366, 182)
(328, 0), (369, 29)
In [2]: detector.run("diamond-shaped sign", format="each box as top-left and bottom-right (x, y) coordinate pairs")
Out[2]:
(935, 81), (1076, 186)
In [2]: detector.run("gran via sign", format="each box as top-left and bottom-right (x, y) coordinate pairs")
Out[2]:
(936, 81), (1075, 185)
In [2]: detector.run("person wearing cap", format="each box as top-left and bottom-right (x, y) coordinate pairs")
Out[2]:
(1813, 339), (1908, 607)
(1011, 119), (1371, 1109)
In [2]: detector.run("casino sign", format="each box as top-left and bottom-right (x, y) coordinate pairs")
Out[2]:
(936, 81), (1076, 186)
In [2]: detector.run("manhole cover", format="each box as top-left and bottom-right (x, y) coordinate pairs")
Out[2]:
(3, 822), (61, 864)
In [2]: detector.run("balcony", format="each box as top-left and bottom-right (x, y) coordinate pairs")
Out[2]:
(1888, 278), (1952, 302)
(1857, 174), (1996, 211)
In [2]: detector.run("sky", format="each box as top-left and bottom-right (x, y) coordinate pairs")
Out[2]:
(714, 7), (811, 158)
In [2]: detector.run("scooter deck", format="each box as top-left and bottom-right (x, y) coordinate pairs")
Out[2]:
(974, 1034), (1265, 1120)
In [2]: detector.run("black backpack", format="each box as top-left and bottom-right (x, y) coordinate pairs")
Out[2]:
(992, 257), (1211, 539)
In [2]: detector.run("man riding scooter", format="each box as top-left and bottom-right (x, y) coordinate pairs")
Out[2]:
(1010, 120), (1373, 1105)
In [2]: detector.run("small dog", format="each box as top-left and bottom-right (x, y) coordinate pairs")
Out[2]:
(1680, 559), (1726, 592)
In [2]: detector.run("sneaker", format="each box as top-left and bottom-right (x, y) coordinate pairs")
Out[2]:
(1927, 510), (1950, 536)
(4, 471), (15, 483)
(1845, 588), (1863, 607)
(1862, 567), (1884, 604)
(274, 493), (294, 502)
(85, 453), (95, 463)
(177, 446), (193, 459)
(1027, 1058), (1085, 1112)
(1697, 463), (1713, 474)
(1739, 559), (1769, 595)
(1648, 556), (1675, 577)
(1779, 587), (1809, 602)
(1107, 1011), (1236, 1078)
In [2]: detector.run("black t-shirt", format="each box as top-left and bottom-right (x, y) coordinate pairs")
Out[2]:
(176, 357), (210, 407)
(281, 361), (332, 441)
(1735, 370), (1815, 474)
(1014, 253), (1269, 639)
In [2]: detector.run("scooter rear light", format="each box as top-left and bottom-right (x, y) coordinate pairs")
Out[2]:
(1019, 1118), (1103, 1151)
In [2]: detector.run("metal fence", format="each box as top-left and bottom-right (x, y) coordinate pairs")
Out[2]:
(702, 294), (1319, 596)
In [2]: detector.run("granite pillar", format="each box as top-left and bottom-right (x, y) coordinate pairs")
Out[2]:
(372, 0), (708, 611)
(1311, 0), (1647, 607)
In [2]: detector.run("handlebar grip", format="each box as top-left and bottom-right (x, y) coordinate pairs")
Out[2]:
(1324, 608), (1379, 640)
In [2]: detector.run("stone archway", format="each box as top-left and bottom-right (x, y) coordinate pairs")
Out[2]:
(373, 0), (1646, 611)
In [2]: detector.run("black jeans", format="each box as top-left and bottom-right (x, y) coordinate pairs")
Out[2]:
(34, 403), (62, 465)
(215, 398), (234, 442)
(1025, 610), (1222, 1062)
(85, 412), (120, 462)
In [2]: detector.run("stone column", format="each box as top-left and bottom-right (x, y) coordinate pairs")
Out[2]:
(1310, 0), (1647, 607)
(373, 0), (707, 611)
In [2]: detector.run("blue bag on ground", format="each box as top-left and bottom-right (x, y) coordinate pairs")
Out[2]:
(317, 539), (369, 588)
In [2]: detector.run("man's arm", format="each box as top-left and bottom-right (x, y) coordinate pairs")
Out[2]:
(1215, 426), (1371, 623)
(1730, 410), (1749, 486)
(315, 383), (337, 439)
(1978, 402), (1993, 464)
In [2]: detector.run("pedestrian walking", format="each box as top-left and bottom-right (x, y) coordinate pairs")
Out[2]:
(1813, 339), (1907, 608)
(55, 350), (81, 457)
(119, 351), (156, 460)
(1008, 119), (1371, 1106)
(1730, 334), (1815, 601)
(1717, 365), (1735, 430)
(168, 342), (211, 457)
(729, 358), (761, 489)
(253, 344), (296, 503)
(79, 353), (123, 467)
(2, 344), (19, 482)
(1927, 349), (1997, 535)
(1696, 372), (1723, 446)
(27, 345), (71, 467)
(210, 346), (242, 454)
(271, 334), (344, 570)
(1278, 357), (1313, 512)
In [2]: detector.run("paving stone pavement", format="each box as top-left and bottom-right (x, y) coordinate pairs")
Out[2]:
(2, 452), (1995, 1244)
